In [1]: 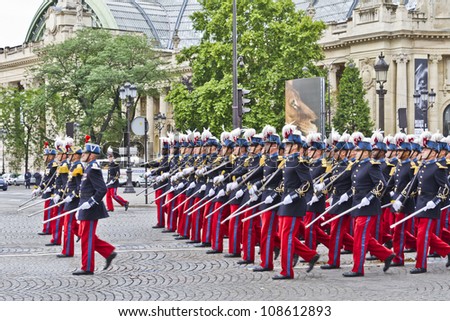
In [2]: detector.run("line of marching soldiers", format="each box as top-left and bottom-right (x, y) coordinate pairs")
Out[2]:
(26, 136), (117, 275)
(144, 125), (450, 279)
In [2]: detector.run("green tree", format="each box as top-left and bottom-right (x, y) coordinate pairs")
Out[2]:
(333, 64), (374, 136)
(166, 0), (326, 135)
(33, 28), (169, 145)
(0, 87), (47, 173)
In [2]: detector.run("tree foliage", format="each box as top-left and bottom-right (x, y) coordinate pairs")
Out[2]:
(332, 64), (374, 136)
(33, 28), (169, 145)
(166, 0), (326, 135)
(0, 87), (48, 173)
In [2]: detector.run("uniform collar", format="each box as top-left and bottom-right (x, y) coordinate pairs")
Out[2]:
(359, 157), (370, 164)
(423, 159), (436, 165)
(287, 152), (299, 160)
(401, 159), (411, 164)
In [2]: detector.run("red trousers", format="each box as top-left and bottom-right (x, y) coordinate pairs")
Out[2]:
(259, 209), (280, 270)
(326, 214), (354, 267)
(278, 216), (317, 278)
(201, 200), (214, 244)
(210, 202), (230, 252)
(190, 197), (203, 241)
(79, 220), (115, 272)
(154, 189), (165, 227)
(62, 212), (79, 256)
(379, 207), (394, 244)
(228, 204), (243, 255)
(351, 216), (393, 275)
(304, 211), (330, 250)
(174, 193), (186, 234)
(164, 192), (177, 232)
(42, 199), (52, 234)
(241, 207), (261, 262)
(392, 212), (416, 264)
(50, 205), (63, 245)
(105, 187), (127, 211)
(415, 217), (450, 269)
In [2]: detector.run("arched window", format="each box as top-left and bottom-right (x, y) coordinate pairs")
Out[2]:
(444, 105), (450, 136)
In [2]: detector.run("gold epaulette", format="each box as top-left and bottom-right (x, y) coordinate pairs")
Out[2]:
(437, 162), (448, 170)
(259, 155), (266, 167)
(52, 162), (59, 168)
(277, 156), (284, 162)
(321, 158), (329, 169)
(72, 164), (83, 176)
(58, 163), (70, 174)
(277, 159), (286, 169)
(243, 156), (252, 167)
(389, 166), (396, 176)
(345, 161), (354, 171)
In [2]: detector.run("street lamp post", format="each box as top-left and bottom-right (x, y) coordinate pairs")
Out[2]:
(374, 52), (390, 132)
(153, 112), (166, 155)
(414, 88), (436, 131)
(119, 82), (137, 194)
(232, 0), (240, 129)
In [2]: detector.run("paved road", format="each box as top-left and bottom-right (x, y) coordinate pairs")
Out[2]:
(1, 185), (450, 301)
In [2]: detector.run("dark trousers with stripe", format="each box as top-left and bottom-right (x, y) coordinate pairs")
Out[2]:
(42, 199), (53, 234)
(351, 216), (393, 275)
(228, 204), (243, 255)
(50, 205), (63, 245)
(79, 220), (115, 272)
(154, 189), (165, 227)
(327, 214), (354, 267)
(392, 212), (416, 264)
(241, 207), (260, 262)
(190, 197), (204, 241)
(415, 217), (450, 269)
(279, 216), (317, 278)
(210, 202), (229, 252)
(178, 197), (194, 237)
(259, 209), (279, 270)
(62, 212), (79, 256)
(304, 211), (330, 250)
(201, 201), (214, 244)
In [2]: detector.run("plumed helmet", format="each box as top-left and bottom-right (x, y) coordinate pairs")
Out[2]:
(83, 135), (100, 154)
(43, 141), (56, 155)
(54, 136), (66, 154)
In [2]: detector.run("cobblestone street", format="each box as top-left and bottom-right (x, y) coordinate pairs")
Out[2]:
(2, 186), (450, 301)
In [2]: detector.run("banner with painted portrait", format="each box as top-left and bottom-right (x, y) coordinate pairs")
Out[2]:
(414, 58), (428, 134)
(285, 77), (325, 136)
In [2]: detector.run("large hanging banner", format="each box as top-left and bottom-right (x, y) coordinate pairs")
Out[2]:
(285, 77), (325, 136)
(414, 58), (428, 134)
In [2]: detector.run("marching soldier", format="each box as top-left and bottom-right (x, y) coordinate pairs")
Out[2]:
(272, 125), (319, 280)
(252, 126), (284, 272)
(58, 138), (83, 258)
(404, 132), (450, 274)
(72, 136), (117, 275)
(33, 142), (57, 236)
(150, 137), (170, 229)
(105, 147), (129, 212)
(46, 137), (69, 246)
(342, 136), (395, 277)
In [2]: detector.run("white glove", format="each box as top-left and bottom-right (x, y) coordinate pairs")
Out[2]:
(309, 195), (319, 205)
(229, 181), (238, 191)
(144, 172), (152, 178)
(226, 183), (233, 192)
(188, 182), (196, 190)
(250, 194), (258, 202)
(392, 200), (402, 212)
(183, 167), (194, 175)
(53, 194), (61, 204)
(162, 173), (170, 180)
(358, 197), (370, 209)
(426, 200), (436, 209)
(200, 184), (206, 192)
(176, 182), (184, 190)
(265, 195), (274, 204)
(44, 186), (52, 193)
(215, 175), (224, 184)
(79, 201), (91, 210)
(314, 183), (325, 192)
(208, 189), (215, 197)
(389, 191), (395, 198)
(339, 193), (349, 203)
(216, 189), (225, 198)
(63, 195), (74, 203)
(155, 176), (162, 183)
(235, 189), (244, 199)
(249, 185), (258, 195)
(283, 194), (293, 205)
(31, 187), (41, 197)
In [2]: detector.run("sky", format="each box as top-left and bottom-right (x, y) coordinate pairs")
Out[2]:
(0, 1), (44, 48)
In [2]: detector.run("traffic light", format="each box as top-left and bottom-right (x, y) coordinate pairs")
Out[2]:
(237, 88), (251, 117)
